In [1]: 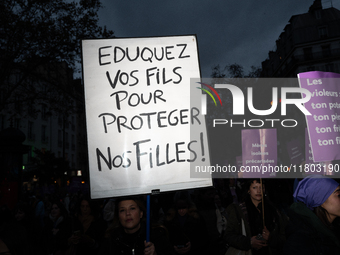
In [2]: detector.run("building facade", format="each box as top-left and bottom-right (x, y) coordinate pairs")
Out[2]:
(0, 62), (88, 184)
(261, 0), (340, 77)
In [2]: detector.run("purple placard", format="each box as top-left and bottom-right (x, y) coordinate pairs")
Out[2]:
(305, 128), (314, 164)
(286, 139), (304, 165)
(298, 71), (340, 162)
(241, 129), (277, 178)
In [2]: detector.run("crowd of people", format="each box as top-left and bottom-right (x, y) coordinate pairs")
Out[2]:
(0, 176), (339, 255)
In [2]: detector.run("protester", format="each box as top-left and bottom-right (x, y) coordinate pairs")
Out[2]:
(41, 201), (72, 255)
(99, 196), (171, 255)
(0, 205), (29, 255)
(225, 179), (286, 255)
(68, 196), (106, 255)
(214, 193), (227, 236)
(165, 191), (208, 255)
(283, 175), (340, 255)
(14, 201), (40, 254)
(195, 187), (223, 254)
(14, 201), (31, 225)
(33, 193), (45, 231)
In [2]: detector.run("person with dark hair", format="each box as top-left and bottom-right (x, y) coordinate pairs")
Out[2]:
(33, 193), (45, 231)
(41, 201), (72, 255)
(164, 191), (208, 255)
(68, 196), (106, 255)
(99, 196), (171, 255)
(14, 201), (32, 227)
(283, 175), (340, 255)
(225, 179), (286, 255)
(195, 187), (223, 254)
(0, 205), (29, 255)
(14, 201), (40, 254)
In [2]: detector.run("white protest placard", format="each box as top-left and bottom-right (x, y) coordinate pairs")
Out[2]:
(82, 35), (211, 199)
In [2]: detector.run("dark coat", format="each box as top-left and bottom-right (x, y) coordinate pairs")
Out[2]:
(283, 202), (340, 255)
(224, 198), (286, 255)
(41, 216), (73, 255)
(71, 215), (107, 255)
(99, 223), (171, 255)
(165, 213), (208, 255)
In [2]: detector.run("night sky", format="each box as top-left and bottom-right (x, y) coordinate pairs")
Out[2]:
(98, 0), (340, 77)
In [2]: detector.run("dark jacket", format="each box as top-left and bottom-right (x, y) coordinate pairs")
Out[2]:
(283, 202), (340, 255)
(41, 215), (73, 255)
(225, 198), (286, 255)
(99, 222), (171, 255)
(165, 213), (208, 255)
(71, 215), (107, 255)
